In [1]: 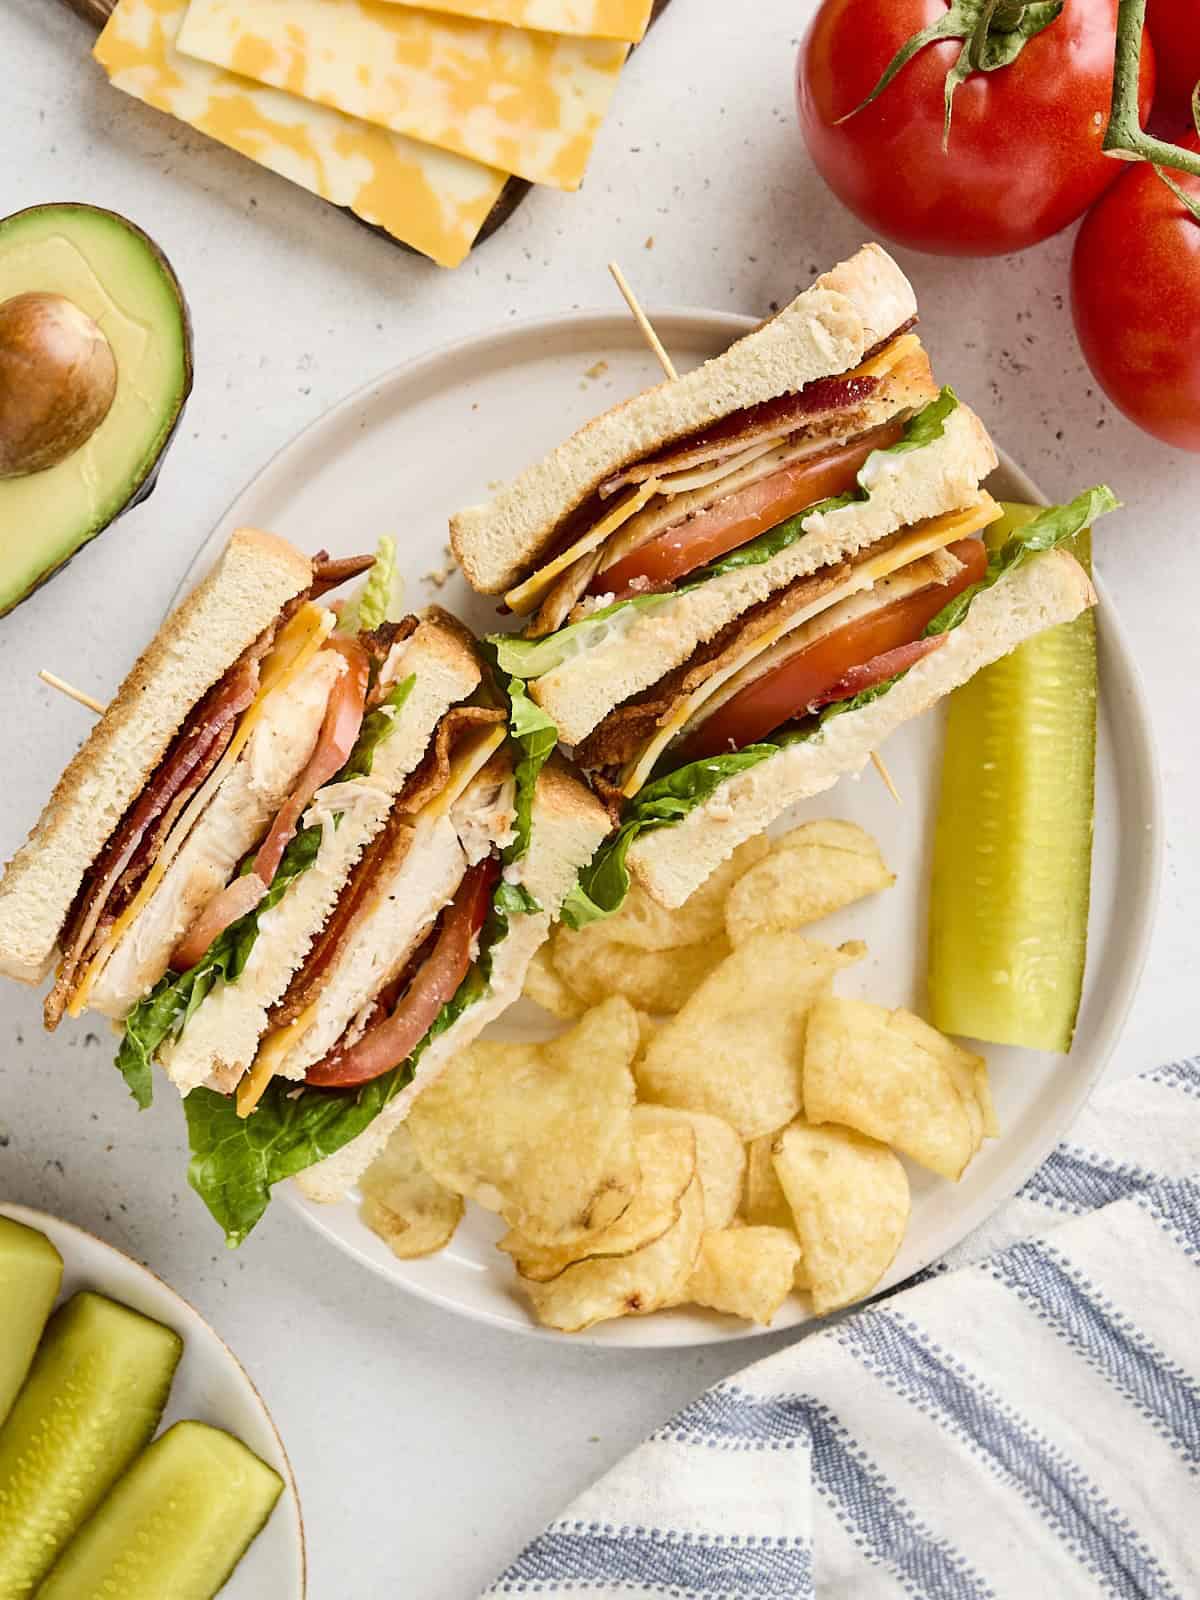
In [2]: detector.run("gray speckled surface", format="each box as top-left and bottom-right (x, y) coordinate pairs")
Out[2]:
(1, 1), (1196, 1594)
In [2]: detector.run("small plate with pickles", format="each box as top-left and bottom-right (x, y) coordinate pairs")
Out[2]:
(0, 1203), (304, 1597)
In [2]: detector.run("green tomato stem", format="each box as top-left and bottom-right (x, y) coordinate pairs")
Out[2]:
(1103, 0), (1200, 176)
(990, 0), (1027, 30)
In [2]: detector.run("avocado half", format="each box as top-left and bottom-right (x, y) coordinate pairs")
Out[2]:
(0, 204), (192, 617)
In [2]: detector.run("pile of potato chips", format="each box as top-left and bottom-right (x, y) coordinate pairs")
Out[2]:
(359, 820), (998, 1332)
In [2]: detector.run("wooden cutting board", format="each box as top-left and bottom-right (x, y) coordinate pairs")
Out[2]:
(58, 0), (674, 253)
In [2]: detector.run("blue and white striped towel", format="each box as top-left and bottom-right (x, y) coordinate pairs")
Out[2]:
(487, 1059), (1200, 1598)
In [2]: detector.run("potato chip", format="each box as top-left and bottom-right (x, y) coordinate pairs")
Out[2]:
(725, 820), (894, 945)
(408, 997), (640, 1246)
(598, 837), (769, 951)
(499, 1121), (696, 1282)
(743, 1133), (794, 1230)
(552, 924), (729, 1014)
(522, 942), (584, 1019)
(634, 1104), (745, 1230)
(523, 1173), (705, 1332)
(686, 1226), (802, 1324)
(635, 934), (865, 1138)
(803, 997), (995, 1180)
(742, 1134), (808, 1289)
(773, 1120), (909, 1315)
(633, 1011), (661, 1063)
(359, 1125), (463, 1260)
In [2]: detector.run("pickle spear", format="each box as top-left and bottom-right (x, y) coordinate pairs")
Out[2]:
(0, 1215), (63, 1428)
(0, 1291), (181, 1595)
(928, 502), (1097, 1053)
(37, 1420), (283, 1600)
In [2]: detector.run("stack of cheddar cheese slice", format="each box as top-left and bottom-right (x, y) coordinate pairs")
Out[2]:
(92, 0), (656, 266)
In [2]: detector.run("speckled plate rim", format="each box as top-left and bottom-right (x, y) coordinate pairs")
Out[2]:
(0, 1201), (305, 1593)
(176, 307), (1163, 1349)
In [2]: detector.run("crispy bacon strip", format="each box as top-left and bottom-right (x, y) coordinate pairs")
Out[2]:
(360, 617), (420, 706)
(600, 376), (883, 497)
(594, 320), (918, 500)
(43, 642), (267, 1029)
(393, 705), (507, 819)
(309, 553), (376, 599)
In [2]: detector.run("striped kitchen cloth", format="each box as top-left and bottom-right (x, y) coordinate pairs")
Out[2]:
(487, 1059), (1200, 1598)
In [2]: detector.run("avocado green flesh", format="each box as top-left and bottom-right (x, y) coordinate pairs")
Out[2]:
(38, 1419), (284, 1599)
(0, 1216), (63, 1428)
(928, 502), (1097, 1054)
(0, 203), (191, 616)
(0, 1290), (182, 1595)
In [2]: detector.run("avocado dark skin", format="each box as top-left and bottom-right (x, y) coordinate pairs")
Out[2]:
(0, 204), (193, 618)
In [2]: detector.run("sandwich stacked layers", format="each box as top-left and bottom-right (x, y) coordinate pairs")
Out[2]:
(0, 533), (608, 1240)
(451, 244), (1110, 913)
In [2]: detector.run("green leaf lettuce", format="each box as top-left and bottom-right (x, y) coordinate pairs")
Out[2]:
(184, 876), (521, 1247)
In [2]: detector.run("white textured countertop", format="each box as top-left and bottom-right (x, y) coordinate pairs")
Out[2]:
(2, 1), (1197, 1594)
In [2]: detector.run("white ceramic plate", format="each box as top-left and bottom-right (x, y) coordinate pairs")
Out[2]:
(0, 1202), (305, 1593)
(176, 310), (1162, 1347)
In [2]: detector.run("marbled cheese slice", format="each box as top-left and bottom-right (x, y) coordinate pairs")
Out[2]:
(175, 0), (629, 190)
(94, 0), (508, 268)
(370, 0), (653, 43)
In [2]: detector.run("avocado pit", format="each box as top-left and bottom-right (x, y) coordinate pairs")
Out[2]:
(0, 291), (118, 478)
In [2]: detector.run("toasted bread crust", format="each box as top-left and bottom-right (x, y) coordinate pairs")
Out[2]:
(626, 550), (1096, 907)
(450, 245), (917, 594)
(0, 529), (313, 983)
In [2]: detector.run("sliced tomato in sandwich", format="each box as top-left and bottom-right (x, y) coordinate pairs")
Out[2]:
(595, 418), (906, 601)
(678, 537), (987, 763)
(304, 855), (499, 1089)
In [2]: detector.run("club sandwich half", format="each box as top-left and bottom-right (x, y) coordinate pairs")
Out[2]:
(0, 531), (608, 1241)
(450, 244), (1115, 915)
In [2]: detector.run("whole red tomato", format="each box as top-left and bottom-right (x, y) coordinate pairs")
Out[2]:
(1146, 0), (1200, 132)
(1071, 138), (1200, 451)
(797, 0), (1155, 256)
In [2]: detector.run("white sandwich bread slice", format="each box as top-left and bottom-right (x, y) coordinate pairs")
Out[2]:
(529, 402), (997, 746)
(624, 548), (1096, 908)
(450, 243), (918, 595)
(0, 529), (312, 983)
(294, 758), (612, 1202)
(156, 612), (485, 1095)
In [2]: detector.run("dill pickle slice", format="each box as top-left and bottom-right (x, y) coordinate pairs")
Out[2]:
(928, 503), (1096, 1053)
(0, 1215), (63, 1428)
(0, 1291), (181, 1596)
(37, 1420), (284, 1599)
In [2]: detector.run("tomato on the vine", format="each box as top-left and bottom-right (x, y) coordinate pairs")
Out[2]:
(796, 0), (1154, 256)
(1071, 136), (1200, 451)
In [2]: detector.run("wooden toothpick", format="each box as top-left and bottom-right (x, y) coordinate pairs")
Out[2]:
(871, 750), (902, 805)
(608, 261), (678, 381)
(39, 669), (105, 715)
